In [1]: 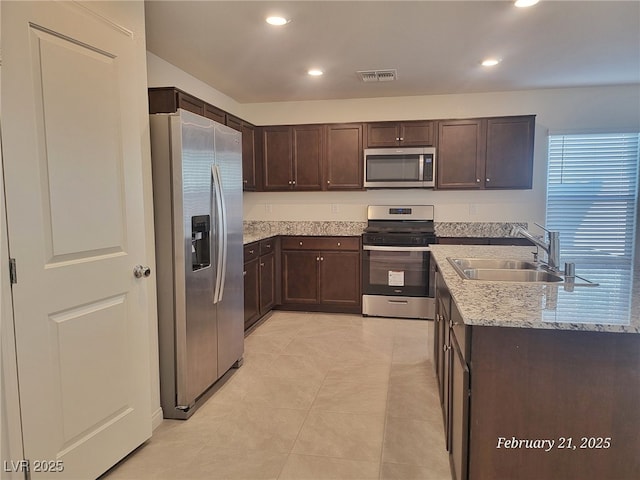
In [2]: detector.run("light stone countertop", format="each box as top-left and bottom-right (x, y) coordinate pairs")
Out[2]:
(243, 220), (528, 244)
(243, 220), (367, 244)
(430, 244), (640, 334)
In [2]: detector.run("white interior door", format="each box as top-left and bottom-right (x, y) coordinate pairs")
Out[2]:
(1, 2), (152, 478)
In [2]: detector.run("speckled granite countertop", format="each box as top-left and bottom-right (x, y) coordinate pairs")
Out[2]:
(243, 221), (367, 244)
(243, 220), (528, 244)
(431, 245), (639, 334)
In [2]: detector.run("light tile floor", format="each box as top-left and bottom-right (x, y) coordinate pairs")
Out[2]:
(102, 312), (451, 480)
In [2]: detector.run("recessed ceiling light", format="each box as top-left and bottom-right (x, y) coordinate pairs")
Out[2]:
(514, 0), (539, 7)
(308, 69), (324, 76)
(266, 16), (290, 26)
(481, 58), (501, 67)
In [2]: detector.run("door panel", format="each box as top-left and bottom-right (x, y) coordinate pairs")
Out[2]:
(34, 26), (125, 261)
(2, 2), (151, 478)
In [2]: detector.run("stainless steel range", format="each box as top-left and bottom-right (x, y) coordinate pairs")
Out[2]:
(362, 205), (436, 319)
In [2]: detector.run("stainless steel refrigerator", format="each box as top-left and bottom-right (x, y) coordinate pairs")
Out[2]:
(150, 109), (244, 419)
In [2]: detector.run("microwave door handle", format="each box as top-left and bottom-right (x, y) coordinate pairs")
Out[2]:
(418, 154), (424, 183)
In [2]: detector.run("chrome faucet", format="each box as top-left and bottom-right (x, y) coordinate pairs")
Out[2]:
(511, 223), (561, 271)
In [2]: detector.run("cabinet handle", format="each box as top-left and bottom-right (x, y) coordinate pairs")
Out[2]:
(260, 262), (265, 267)
(399, 137), (404, 141)
(476, 179), (481, 183)
(327, 180), (330, 184)
(292, 180), (296, 185)
(249, 249), (255, 254)
(299, 241), (303, 246)
(443, 344), (451, 352)
(243, 270), (247, 276)
(288, 180), (292, 185)
(320, 257), (324, 261)
(316, 257), (320, 261)
(486, 178), (490, 182)
(266, 244), (271, 249)
(337, 242), (341, 246)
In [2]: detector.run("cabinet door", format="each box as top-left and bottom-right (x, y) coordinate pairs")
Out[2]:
(262, 126), (293, 190)
(293, 124), (323, 190)
(399, 121), (434, 146)
(319, 251), (361, 306)
(366, 122), (400, 147)
(225, 114), (242, 132)
(243, 258), (260, 329)
(177, 91), (205, 116)
(450, 336), (470, 480)
(241, 123), (257, 191)
(485, 116), (535, 189)
(259, 252), (276, 313)
(437, 119), (486, 189)
(325, 123), (363, 190)
(435, 300), (448, 408)
(204, 103), (225, 124)
(282, 250), (319, 304)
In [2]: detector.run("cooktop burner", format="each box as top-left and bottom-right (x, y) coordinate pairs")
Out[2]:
(363, 205), (436, 246)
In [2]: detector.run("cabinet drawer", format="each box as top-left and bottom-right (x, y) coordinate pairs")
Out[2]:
(281, 236), (360, 251)
(243, 243), (259, 262)
(259, 238), (276, 255)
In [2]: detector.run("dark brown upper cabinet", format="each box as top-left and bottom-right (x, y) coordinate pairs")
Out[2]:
(262, 125), (323, 191)
(204, 103), (225, 124)
(437, 119), (487, 189)
(227, 115), (258, 191)
(366, 121), (435, 147)
(485, 116), (535, 189)
(437, 115), (535, 190)
(324, 123), (363, 190)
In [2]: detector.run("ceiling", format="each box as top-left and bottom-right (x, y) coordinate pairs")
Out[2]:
(144, 1), (640, 104)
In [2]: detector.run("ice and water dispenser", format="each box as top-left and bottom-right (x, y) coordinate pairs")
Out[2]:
(191, 215), (211, 270)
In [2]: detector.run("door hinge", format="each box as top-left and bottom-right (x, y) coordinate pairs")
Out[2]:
(9, 258), (17, 284)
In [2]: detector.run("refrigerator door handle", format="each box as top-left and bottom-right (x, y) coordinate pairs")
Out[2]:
(211, 164), (227, 304)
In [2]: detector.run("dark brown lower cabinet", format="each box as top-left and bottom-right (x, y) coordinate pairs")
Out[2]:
(243, 256), (260, 328)
(258, 251), (275, 313)
(243, 238), (277, 330)
(435, 281), (640, 480)
(280, 236), (361, 313)
(450, 333), (470, 480)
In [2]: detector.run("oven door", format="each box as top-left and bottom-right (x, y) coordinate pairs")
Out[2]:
(362, 245), (432, 297)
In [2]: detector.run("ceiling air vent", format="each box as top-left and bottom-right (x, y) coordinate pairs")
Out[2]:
(357, 69), (397, 82)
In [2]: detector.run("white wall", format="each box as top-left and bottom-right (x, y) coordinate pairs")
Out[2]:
(146, 53), (639, 227)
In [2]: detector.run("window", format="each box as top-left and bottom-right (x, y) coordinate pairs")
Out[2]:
(545, 133), (639, 323)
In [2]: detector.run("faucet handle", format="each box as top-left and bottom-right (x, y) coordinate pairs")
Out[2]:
(533, 222), (550, 232)
(534, 222), (555, 234)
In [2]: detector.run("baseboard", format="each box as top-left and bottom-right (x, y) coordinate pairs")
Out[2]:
(151, 407), (164, 431)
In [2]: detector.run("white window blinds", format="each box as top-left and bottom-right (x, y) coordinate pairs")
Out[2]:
(544, 133), (639, 324)
(546, 133), (639, 263)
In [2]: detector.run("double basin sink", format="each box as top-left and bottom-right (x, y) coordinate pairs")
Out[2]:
(448, 257), (564, 283)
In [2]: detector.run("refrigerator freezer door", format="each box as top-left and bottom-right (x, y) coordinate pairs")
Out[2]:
(175, 111), (219, 408)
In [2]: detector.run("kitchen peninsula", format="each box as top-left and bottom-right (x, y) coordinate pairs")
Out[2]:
(430, 244), (640, 480)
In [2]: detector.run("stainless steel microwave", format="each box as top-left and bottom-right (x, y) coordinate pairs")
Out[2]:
(364, 147), (436, 188)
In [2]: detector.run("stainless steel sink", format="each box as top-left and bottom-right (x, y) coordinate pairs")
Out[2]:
(447, 257), (564, 283)
(460, 268), (564, 283)
(449, 258), (538, 270)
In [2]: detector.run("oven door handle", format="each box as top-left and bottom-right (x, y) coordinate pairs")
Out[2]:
(363, 245), (431, 252)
